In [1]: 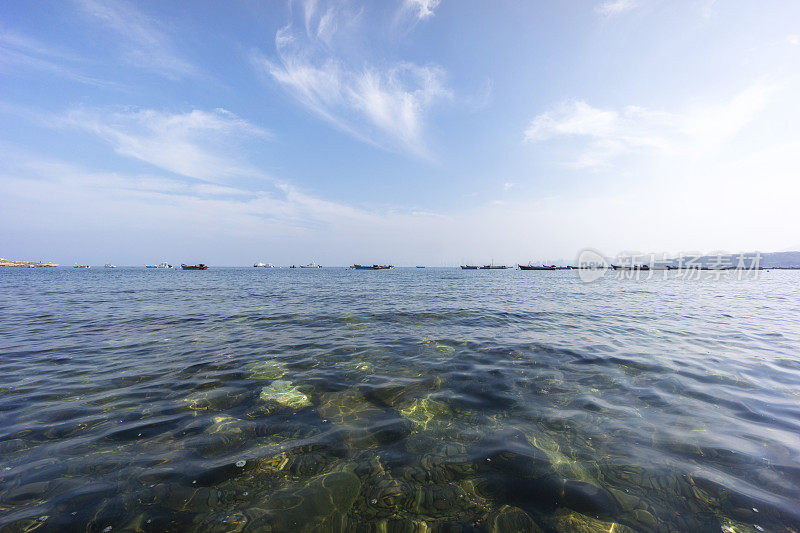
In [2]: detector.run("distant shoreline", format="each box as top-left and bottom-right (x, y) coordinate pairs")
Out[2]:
(0, 258), (58, 268)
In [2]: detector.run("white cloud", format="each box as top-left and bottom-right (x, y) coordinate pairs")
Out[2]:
(75, 0), (197, 79)
(61, 107), (270, 182)
(595, 0), (639, 18)
(3, 131), (799, 266)
(405, 0), (441, 20)
(253, 0), (451, 157)
(524, 84), (774, 168)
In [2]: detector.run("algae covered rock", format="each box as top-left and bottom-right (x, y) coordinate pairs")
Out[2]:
(551, 508), (635, 533)
(399, 397), (452, 432)
(484, 505), (543, 533)
(246, 360), (289, 380)
(259, 380), (311, 411)
(260, 470), (362, 530)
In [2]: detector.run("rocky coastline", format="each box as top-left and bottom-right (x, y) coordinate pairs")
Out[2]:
(0, 258), (59, 267)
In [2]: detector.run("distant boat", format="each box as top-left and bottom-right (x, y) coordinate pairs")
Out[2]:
(181, 263), (208, 270)
(461, 265), (479, 270)
(518, 264), (556, 270)
(73, 263), (90, 268)
(300, 262), (321, 268)
(254, 262), (274, 268)
(416, 266), (425, 268)
(290, 265), (296, 268)
(480, 265), (508, 269)
(104, 264), (116, 268)
(145, 262), (172, 269)
(351, 264), (394, 270)
(612, 264), (650, 271)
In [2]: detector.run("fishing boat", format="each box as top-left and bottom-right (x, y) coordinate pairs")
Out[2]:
(518, 264), (557, 270)
(300, 262), (321, 268)
(254, 262), (274, 268)
(145, 262), (172, 269)
(104, 264), (116, 268)
(73, 263), (90, 268)
(461, 265), (479, 270)
(351, 264), (394, 270)
(612, 264), (652, 271)
(416, 266), (425, 268)
(181, 263), (208, 270)
(480, 264), (508, 269)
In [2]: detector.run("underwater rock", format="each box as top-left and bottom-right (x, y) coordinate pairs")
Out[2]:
(205, 415), (244, 436)
(196, 507), (271, 533)
(551, 508), (635, 533)
(317, 389), (410, 448)
(183, 389), (246, 412)
(367, 376), (443, 408)
(259, 380), (311, 411)
(318, 390), (384, 425)
(399, 397), (452, 432)
(484, 505), (543, 533)
(720, 517), (767, 533)
(526, 432), (599, 483)
(246, 360), (289, 380)
(260, 471), (362, 530)
(560, 480), (618, 518)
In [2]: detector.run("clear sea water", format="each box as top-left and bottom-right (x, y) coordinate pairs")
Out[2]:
(1, 267), (799, 532)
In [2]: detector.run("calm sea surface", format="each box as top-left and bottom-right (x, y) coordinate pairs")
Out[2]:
(1, 267), (799, 532)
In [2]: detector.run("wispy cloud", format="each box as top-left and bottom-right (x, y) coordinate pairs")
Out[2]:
(61, 107), (270, 182)
(75, 0), (197, 79)
(0, 29), (110, 86)
(595, 0), (639, 18)
(524, 84), (774, 168)
(252, 0), (451, 157)
(404, 0), (441, 20)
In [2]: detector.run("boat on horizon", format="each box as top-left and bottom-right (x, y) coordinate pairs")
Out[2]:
(351, 264), (394, 270)
(480, 264), (509, 269)
(104, 264), (116, 268)
(181, 263), (208, 270)
(73, 263), (90, 268)
(518, 264), (557, 270)
(461, 265), (479, 270)
(416, 266), (425, 268)
(254, 262), (274, 268)
(299, 262), (321, 268)
(145, 262), (172, 269)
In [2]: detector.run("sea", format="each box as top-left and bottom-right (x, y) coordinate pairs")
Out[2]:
(1, 267), (799, 532)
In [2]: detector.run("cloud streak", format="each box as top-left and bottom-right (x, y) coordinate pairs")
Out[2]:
(404, 0), (441, 20)
(61, 107), (270, 182)
(75, 0), (197, 79)
(595, 0), (639, 18)
(0, 29), (112, 86)
(524, 84), (774, 168)
(253, 0), (451, 157)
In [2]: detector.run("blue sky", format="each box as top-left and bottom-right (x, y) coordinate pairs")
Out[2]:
(2, 0), (799, 265)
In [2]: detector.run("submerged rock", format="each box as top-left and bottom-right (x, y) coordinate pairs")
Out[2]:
(551, 508), (635, 533)
(399, 397), (452, 432)
(246, 360), (289, 380)
(257, 470), (362, 530)
(259, 380), (311, 411)
(318, 389), (410, 448)
(484, 505), (543, 533)
(720, 517), (766, 533)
